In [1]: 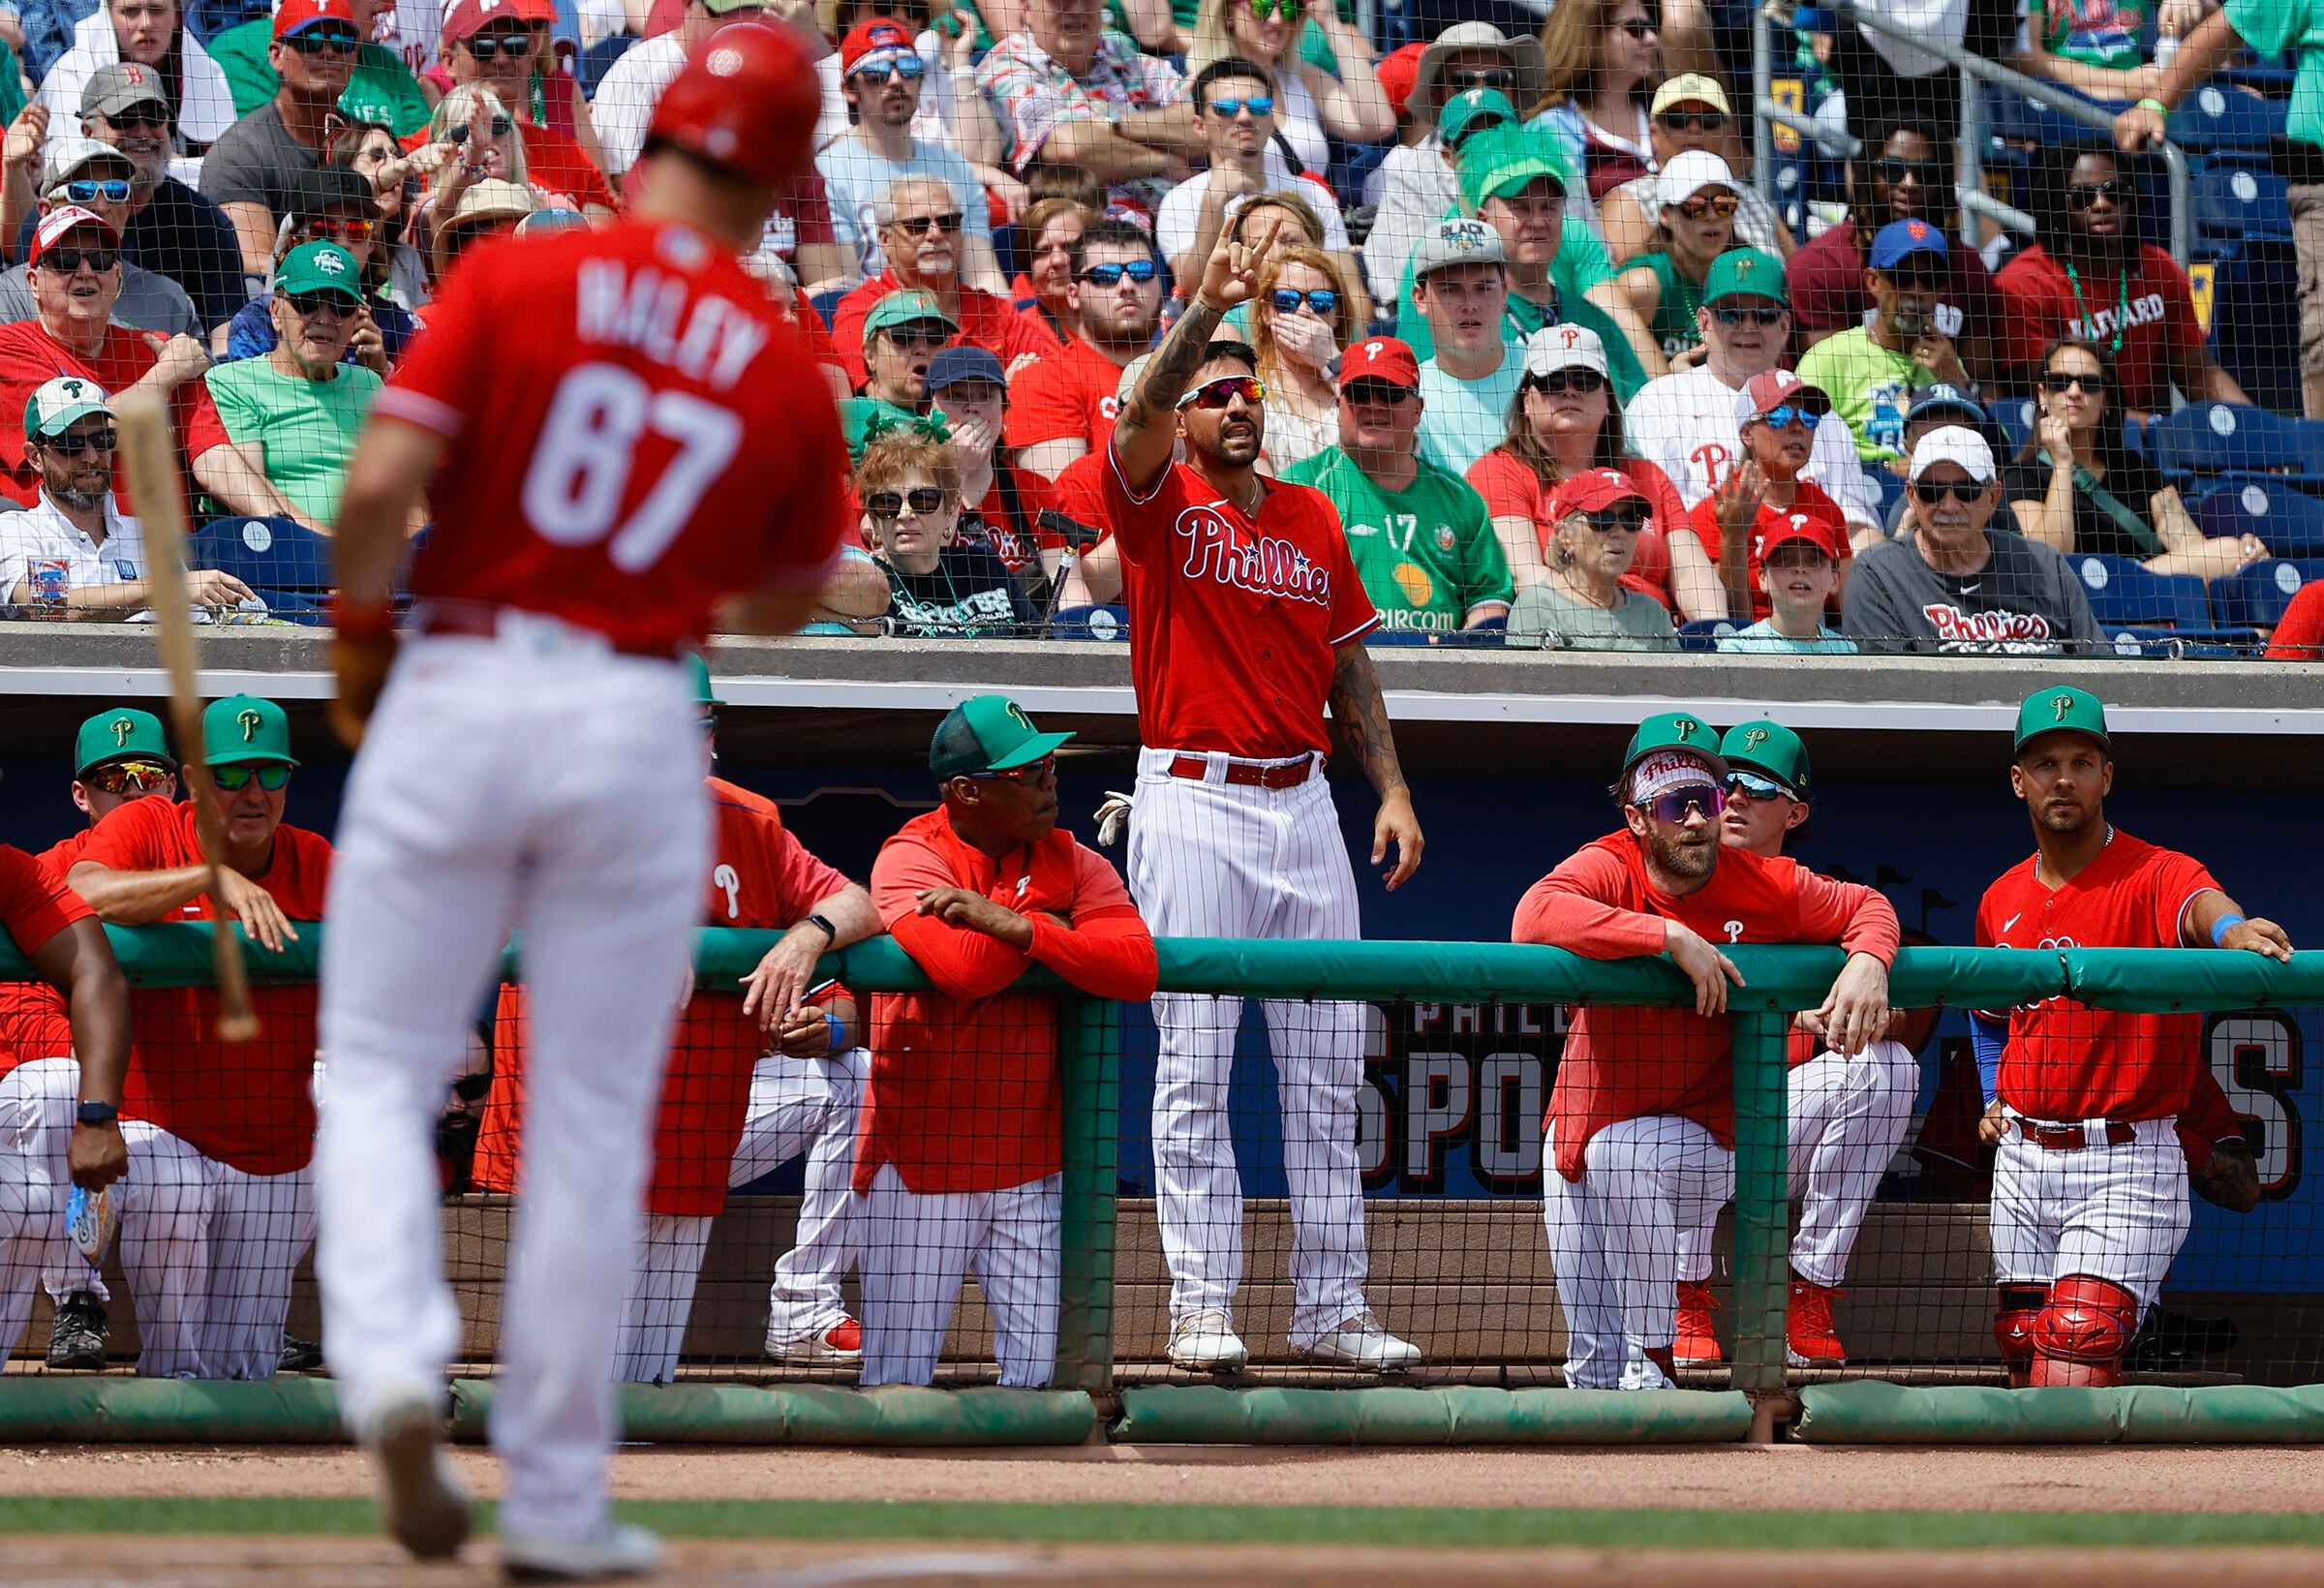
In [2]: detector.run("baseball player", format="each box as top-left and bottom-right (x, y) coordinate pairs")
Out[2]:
(1975, 687), (2291, 1390)
(474, 658), (883, 1384)
(63, 695), (331, 1382)
(1514, 712), (1899, 1390)
(1102, 221), (1425, 1375)
(860, 697), (1156, 1387)
(1668, 720), (1921, 1369)
(314, 25), (843, 1576)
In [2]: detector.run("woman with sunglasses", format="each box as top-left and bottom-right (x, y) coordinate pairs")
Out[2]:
(1250, 243), (1352, 473)
(856, 429), (1041, 637)
(1528, 0), (1666, 202)
(2003, 336), (2267, 580)
(1186, 0), (1392, 178)
(409, 82), (614, 268)
(1613, 149), (1740, 366)
(1506, 464), (1680, 649)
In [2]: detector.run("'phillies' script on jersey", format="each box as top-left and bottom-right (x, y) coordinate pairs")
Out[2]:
(573, 260), (768, 391)
(1175, 504), (1333, 608)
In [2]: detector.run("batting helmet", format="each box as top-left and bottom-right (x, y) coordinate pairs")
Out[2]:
(646, 22), (819, 190)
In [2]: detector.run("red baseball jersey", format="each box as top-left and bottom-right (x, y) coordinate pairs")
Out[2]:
(0, 842), (94, 1080)
(1005, 338), (1126, 455)
(380, 219), (847, 656)
(1975, 829), (2221, 1123)
(76, 798), (332, 1176)
(475, 778), (856, 1217)
(1102, 442), (1379, 757)
(0, 825), (112, 1076)
(1513, 831), (1899, 1180)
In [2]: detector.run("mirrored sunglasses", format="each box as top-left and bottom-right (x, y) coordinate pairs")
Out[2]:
(851, 53), (927, 82)
(86, 757), (172, 794)
(1206, 95), (1273, 118)
(287, 27), (360, 53)
(1178, 374), (1266, 410)
(1673, 191), (1739, 221)
(58, 178), (132, 205)
(1269, 287), (1337, 316)
(1753, 403), (1823, 430)
(303, 216), (375, 244)
(210, 763), (292, 791)
(1725, 771), (1789, 803)
(1636, 784), (1724, 823)
(1078, 260), (1157, 286)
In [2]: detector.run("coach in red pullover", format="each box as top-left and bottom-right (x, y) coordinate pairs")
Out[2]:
(859, 695), (1156, 1388)
(1513, 711), (1897, 1390)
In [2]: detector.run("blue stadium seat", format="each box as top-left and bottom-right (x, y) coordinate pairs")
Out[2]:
(191, 516), (332, 592)
(2193, 166), (2293, 246)
(2150, 402), (2324, 485)
(1992, 397), (2037, 457)
(992, 224), (1024, 290)
(809, 288), (844, 331)
(2186, 480), (2324, 557)
(1050, 603), (1129, 640)
(2207, 242), (2305, 415)
(2099, 626), (2261, 658)
(1676, 618), (1740, 653)
(579, 34), (636, 99)
(2167, 86), (2287, 153)
(2213, 558), (2324, 628)
(2072, 553), (2210, 628)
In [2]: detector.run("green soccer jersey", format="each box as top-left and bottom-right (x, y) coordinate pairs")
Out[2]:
(209, 18), (433, 137)
(1795, 325), (1933, 465)
(1282, 446), (1514, 632)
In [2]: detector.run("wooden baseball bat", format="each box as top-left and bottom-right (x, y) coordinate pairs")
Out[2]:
(112, 390), (261, 1043)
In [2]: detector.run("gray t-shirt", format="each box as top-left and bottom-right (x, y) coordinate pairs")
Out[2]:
(815, 139), (992, 280)
(0, 264), (200, 340)
(199, 103), (321, 224)
(1842, 526), (2100, 654)
(1508, 581), (1678, 650)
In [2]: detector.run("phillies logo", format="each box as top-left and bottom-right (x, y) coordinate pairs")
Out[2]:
(1671, 716), (1703, 741)
(1740, 727), (1769, 754)
(237, 709), (263, 742)
(1174, 505), (1331, 609)
(714, 864), (741, 920)
(1724, 920), (1745, 943)
(110, 715), (136, 747)
(1922, 605), (2056, 644)
(2051, 691), (2076, 721)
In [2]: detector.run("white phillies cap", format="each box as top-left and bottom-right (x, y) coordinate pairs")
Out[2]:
(1659, 148), (1739, 208)
(1909, 424), (1997, 484)
(24, 375), (112, 441)
(1522, 322), (1608, 379)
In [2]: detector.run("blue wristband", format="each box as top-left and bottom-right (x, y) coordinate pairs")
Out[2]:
(825, 1012), (847, 1052)
(2212, 912), (2247, 947)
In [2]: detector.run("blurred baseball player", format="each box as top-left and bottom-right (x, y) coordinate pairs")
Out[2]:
(1104, 222), (1424, 1374)
(1669, 719), (1921, 1369)
(1975, 687), (2291, 1390)
(1514, 712), (1898, 1390)
(313, 23), (842, 1577)
(860, 697), (1156, 1387)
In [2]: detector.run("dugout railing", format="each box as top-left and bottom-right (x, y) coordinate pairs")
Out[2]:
(2, 925), (2322, 1448)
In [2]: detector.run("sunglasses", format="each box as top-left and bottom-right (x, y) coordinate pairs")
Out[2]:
(1882, 267), (1946, 292)
(1577, 506), (1646, 534)
(1206, 95), (1273, 118)
(1912, 478), (1984, 504)
(1753, 404), (1823, 430)
(1078, 260), (1157, 286)
(102, 107), (168, 131)
(1342, 380), (1413, 406)
(1872, 156), (1946, 189)
(461, 31), (536, 60)
(1614, 16), (1658, 37)
(286, 290), (357, 319)
(57, 178), (131, 205)
(894, 211), (963, 236)
(866, 485), (949, 519)
(446, 116), (515, 144)
(2041, 370), (2107, 393)
(85, 757), (172, 794)
(2066, 178), (2133, 211)
(1178, 374), (1266, 409)
(303, 216), (375, 244)
(1636, 785), (1724, 824)
(210, 763), (292, 791)
(449, 1073), (493, 1104)
(39, 247), (117, 274)
(851, 54), (927, 82)
(1529, 368), (1606, 394)
(1447, 116), (1509, 148)
(42, 426), (117, 455)
(1249, 0), (1296, 16)
(1713, 305), (1785, 326)
(1657, 109), (1728, 132)
(286, 27), (360, 53)
(968, 753), (1055, 782)
(1269, 286), (1338, 316)
(1447, 68), (1515, 90)
(1673, 192), (1739, 222)
(1726, 771), (1789, 803)
(878, 323), (951, 349)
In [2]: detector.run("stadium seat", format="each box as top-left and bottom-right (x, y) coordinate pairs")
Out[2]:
(2150, 402), (2324, 485)
(1993, 397), (2037, 457)
(2193, 166), (2293, 247)
(2099, 625), (2260, 658)
(1050, 604), (1129, 640)
(2212, 558), (2324, 628)
(2208, 241), (2305, 415)
(2186, 480), (2324, 558)
(190, 516), (334, 626)
(2072, 554), (2210, 629)
(579, 34), (636, 98)
(809, 288), (844, 331)
(1676, 618), (1740, 653)
(2167, 85), (2287, 153)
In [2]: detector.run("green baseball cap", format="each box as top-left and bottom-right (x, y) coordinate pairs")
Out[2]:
(1455, 124), (1575, 215)
(75, 707), (172, 777)
(1720, 719), (1810, 801)
(202, 695), (298, 768)
(1702, 248), (1788, 308)
(864, 288), (959, 340)
(1620, 710), (1727, 779)
(2014, 686), (2110, 755)
(1439, 86), (1515, 150)
(688, 654), (720, 708)
(274, 240), (362, 304)
(930, 694), (1072, 779)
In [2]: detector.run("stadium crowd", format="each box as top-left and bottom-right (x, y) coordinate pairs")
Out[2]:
(0, 0), (2317, 653)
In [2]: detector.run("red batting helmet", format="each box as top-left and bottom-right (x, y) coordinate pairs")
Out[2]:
(646, 22), (819, 189)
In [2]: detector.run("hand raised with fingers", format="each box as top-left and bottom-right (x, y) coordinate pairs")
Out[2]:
(1198, 216), (1281, 313)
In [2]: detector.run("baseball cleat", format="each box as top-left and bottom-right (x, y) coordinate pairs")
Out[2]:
(1618, 1356), (1677, 1391)
(1674, 1281), (1724, 1366)
(363, 1389), (471, 1562)
(46, 1292), (107, 1370)
(1297, 1312), (1422, 1373)
(279, 1334), (325, 1373)
(1166, 1310), (1249, 1372)
(501, 1520), (663, 1581)
(766, 1316), (862, 1363)
(1787, 1278), (1849, 1366)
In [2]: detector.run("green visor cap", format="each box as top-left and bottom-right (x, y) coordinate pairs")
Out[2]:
(930, 694), (1073, 779)
(202, 694), (299, 768)
(1720, 719), (1810, 800)
(1621, 710), (1727, 780)
(76, 707), (171, 777)
(1702, 247), (1788, 307)
(688, 654), (720, 707)
(2014, 686), (2110, 754)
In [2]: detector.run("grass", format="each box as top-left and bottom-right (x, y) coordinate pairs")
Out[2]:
(0, 1497), (2319, 1549)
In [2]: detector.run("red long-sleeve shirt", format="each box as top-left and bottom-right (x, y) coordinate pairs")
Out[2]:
(1513, 831), (1899, 1180)
(861, 809), (1155, 1194)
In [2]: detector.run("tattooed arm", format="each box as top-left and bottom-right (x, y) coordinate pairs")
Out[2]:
(1328, 640), (1424, 891)
(1113, 219), (1285, 494)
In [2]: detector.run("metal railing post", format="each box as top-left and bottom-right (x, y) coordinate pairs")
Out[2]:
(1753, 0), (1776, 209)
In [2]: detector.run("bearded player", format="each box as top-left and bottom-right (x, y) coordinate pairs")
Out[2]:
(314, 25), (844, 1578)
(1975, 687), (2290, 1390)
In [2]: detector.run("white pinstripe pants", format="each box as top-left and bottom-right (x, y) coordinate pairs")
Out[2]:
(855, 1163), (1059, 1388)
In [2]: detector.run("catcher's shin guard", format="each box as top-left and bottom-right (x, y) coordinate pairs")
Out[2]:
(1995, 1284), (2044, 1382)
(2031, 1274), (2138, 1388)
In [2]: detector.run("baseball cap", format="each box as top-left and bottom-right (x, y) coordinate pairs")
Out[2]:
(76, 708), (172, 778)
(1338, 335), (1421, 390)
(647, 22), (820, 189)
(1456, 125), (1573, 212)
(1756, 514), (1846, 565)
(1650, 73), (1731, 118)
(702, 0), (768, 12)
(1906, 382), (1988, 428)
(1412, 22), (1544, 129)
(43, 137), (133, 191)
(1548, 467), (1646, 520)
(203, 695), (299, 769)
(25, 375), (111, 442)
(29, 204), (119, 263)
(275, 240), (362, 302)
(688, 654), (720, 708)
(1411, 217), (1506, 281)
(441, 0), (535, 44)
(1868, 217), (1948, 272)
(1620, 710), (1727, 780)
(865, 287), (958, 338)
(1909, 424), (1996, 484)
(1523, 322), (1608, 380)
(840, 17), (915, 75)
(274, 0), (357, 39)
(929, 695), (1073, 779)
(431, 177), (535, 276)
(1438, 87), (1515, 151)
(1378, 42), (1424, 122)
(2014, 686), (2110, 755)
(81, 62), (169, 121)
(1720, 720), (1810, 800)
(1658, 148), (1738, 208)
(1702, 248), (1787, 307)
(1734, 369), (1829, 428)
(290, 163), (382, 221)
(926, 344), (1006, 393)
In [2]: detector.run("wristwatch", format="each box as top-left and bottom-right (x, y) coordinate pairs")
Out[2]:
(76, 1101), (117, 1127)
(805, 913), (839, 945)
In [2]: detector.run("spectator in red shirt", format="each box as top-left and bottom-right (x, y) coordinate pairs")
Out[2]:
(409, 83), (616, 249)
(1004, 217), (1164, 481)
(2268, 581), (2324, 660)
(1691, 370), (1854, 622)
(830, 173), (1055, 392)
(1996, 143), (2247, 416)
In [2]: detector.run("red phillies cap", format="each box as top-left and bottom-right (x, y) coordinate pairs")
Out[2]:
(442, 0), (548, 44)
(30, 203), (120, 263)
(647, 22), (819, 189)
(1732, 368), (1829, 428)
(841, 17), (915, 74)
(274, 0), (356, 38)
(1754, 511), (1847, 565)
(1338, 335), (1421, 391)
(1548, 467), (1648, 519)
(1378, 42), (1425, 121)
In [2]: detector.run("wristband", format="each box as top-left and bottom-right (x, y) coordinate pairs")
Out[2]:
(824, 1012), (846, 1052)
(2212, 912), (2247, 947)
(76, 1101), (117, 1127)
(2135, 98), (2171, 119)
(332, 596), (394, 642)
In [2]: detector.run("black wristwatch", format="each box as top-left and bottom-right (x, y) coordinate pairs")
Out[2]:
(76, 1101), (118, 1127)
(804, 913), (839, 945)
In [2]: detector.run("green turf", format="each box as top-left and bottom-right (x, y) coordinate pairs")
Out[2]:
(0, 1497), (2320, 1549)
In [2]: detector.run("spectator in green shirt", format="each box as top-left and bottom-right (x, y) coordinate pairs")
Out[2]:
(1281, 336), (1513, 635)
(1796, 218), (1972, 466)
(2016, 0), (2156, 103)
(208, 0), (433, 138)
(201, 240), (381, 528)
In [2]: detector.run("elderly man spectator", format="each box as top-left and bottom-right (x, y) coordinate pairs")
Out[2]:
(208, 0), (429, 137)
(1412, 219), (1520, 478)
(1600, 75), (1793, 268)
(65, 64), (242, 329)
(831, 174), (1055, 393)
(200, 0), (359, 278)
(203, 240), (378, 526)
(1005, 217), (1162, 480)
(34, 0), (236, 164)
(593, 0), (768, 180)
(0, 375), (252, 616)
(0, 137), (199, 336)
(222, 165), (408, 367)
(1844, 425), (2098, 655)
(0, 206), (304, 521)
(974, 0), (1196, 211)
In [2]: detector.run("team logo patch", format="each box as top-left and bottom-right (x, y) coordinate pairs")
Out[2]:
(1434, 523), (1455, 553)
(1673, 716), (1702, 741)
(2053, 691), (2075, 721)
(1004, 702), (1033, 733)
(315, 250), (348, 276)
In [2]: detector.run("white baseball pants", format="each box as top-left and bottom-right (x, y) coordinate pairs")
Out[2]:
(1544, 1117), (1734, 1389)
(615, 1045), (868, 1385)
(1991, 1113), (2189, 1308)
(0, 1057), (109, 1306)
(317, 626), (707, 1544)
(855, 1163), (1059, 1388)
(1675, 1040), (1920, 1288)
(1128, 748), (1371, 1349)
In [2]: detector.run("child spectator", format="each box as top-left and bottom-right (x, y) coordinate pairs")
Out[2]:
(1715, 519), (1859, 655)
(1692, 371), (1854, 623)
